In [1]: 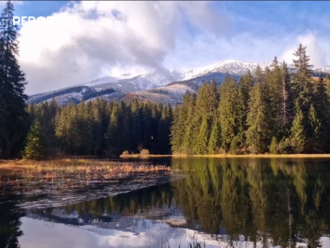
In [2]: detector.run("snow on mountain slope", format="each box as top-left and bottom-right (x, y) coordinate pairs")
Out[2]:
(124, 83), (198, 106)
(82, 69), (183, 92)
(27, 59), (330, 105)
(183, 60), (272, 80)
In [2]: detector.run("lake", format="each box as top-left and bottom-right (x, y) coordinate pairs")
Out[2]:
(1, 157), (330, 248)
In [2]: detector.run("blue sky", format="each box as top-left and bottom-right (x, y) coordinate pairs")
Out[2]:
(15, 1), (330, 34)
(15, 1), (72, 17)
(9, 1), (330, 94)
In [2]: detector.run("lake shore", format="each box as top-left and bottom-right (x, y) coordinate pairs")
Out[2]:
(0, 158), (169, 169)
(2, 153), (330, 168)
(121, 153), (330, 158)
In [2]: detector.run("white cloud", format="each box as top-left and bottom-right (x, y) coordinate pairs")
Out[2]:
(18, 1), (226, 94)
(280, 32), (329, 67)
(17, 1), (330, 95)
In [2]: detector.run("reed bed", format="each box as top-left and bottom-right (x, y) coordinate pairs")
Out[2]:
(0, 159), (171, 192)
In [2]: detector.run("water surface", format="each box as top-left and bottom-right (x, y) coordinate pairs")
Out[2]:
(1, 157), (330, 248)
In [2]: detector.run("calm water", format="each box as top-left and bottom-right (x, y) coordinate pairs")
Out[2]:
(1, 157), (330, 248)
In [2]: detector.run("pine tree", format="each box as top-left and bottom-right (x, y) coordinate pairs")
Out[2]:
(106, 106), (120, 156)
(157, 104), (172, 154)
(0, 1), (29, 158)
(236, 70), (254, 147)
(208, 119), (221, 154)
(170, 104), (181, 153)
(23, 121), (45, 160)
(290, 44), (315, 153)
(308, 72), (330, 152)
(194, 116), (210, 155)
(229, 136), (240, 154)
(269, 137), (278, 154)
(246, 66), (272, 153)
(279, 62), (294, 131)
(190, 83), (211, 153)
(130, 99), (143, 153)
(291, 106), (306, 153)
(179, 92), (196, 153)
(218, 75), (239, 152)
(266, 58), (282, 136)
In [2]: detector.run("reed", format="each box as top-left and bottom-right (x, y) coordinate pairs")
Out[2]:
(0, 159), (172, 190)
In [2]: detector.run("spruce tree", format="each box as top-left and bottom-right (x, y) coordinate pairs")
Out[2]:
(191, 83), (211, 154)
(309, 72), (330, 152)
(0, 1), (29, 158)
(106, 106), (120, 156)
(279, 62), (294, 131)
(194, 116), (210, 155)
(179, 92), (196, 153)
(157, 104), (172, 154)
(130, 99), (143, 152)
(266, 58), (282, 136)
(290, 44), (315, 153)
(170, 104), (181, 153)
(236, 71), (254, 148)
(269, 137), (278, 154)
(246, 66), (272, 153)
(291, 106), (306, 153)
(208, 119), (221, 154)
(23, 121), (45, 160)
(218, 75), (240, 152)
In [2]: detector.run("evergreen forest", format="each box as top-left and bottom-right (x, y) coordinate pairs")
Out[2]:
(171, 48), (330, 155)
(1, 1), (330, 159)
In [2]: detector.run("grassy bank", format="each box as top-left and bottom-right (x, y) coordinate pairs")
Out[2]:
(0, 159), (171, 190)
(0, 159), (171, 172)
(121, 153), (330, 158)
(3, 153), (330, 167)
(120, 154), (173, 158)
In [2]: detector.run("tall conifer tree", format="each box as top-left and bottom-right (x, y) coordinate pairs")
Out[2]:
(0, 1), (28, 158)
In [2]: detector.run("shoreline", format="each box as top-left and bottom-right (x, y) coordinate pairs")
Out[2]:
(121, 153), (330, 158)
(1, 153), (330, 168)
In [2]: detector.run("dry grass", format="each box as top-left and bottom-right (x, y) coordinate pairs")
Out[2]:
(0, 159), (172, 192)
(120, 154), (173, 158)
(171, 154), (330, 158)
(0, 159), (171, 172)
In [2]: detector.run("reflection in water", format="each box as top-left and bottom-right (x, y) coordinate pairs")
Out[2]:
(170, 158), (330, 247)
(2, 158), (330, 247)
(0, 173), (25, 248)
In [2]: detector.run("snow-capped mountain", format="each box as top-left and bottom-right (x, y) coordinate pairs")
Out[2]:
(182, 60), (272, 80)
(27, 60), (330, 106)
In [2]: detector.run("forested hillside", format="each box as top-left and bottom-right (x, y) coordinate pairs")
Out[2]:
(171, 45), (330, 155)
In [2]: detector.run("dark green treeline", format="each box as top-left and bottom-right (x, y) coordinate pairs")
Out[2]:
(0, 1), (29, 159)
(54, 158), (330, 248)
(25, 99), (172, 158)
(2, 0), (330, 160)
(171, 45), (330, 154)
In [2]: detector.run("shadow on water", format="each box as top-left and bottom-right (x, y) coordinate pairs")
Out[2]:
(2, 157), (330, 247)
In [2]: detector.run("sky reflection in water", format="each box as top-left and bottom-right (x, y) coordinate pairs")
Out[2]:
(2, 157), (330, 248)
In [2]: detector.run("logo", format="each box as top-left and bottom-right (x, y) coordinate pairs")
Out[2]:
(0, 16), (78, 29)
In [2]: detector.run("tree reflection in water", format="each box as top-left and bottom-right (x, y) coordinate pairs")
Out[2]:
(58, 158), (330, 248)
(0, 183), (25, 248)
(3, 158), (330, 248)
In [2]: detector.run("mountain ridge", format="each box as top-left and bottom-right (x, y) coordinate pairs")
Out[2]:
(27, 59), (330, 106)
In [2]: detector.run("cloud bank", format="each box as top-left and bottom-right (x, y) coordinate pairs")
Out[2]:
(19, 1), (228, 94)
(17, 1), (330, 94)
